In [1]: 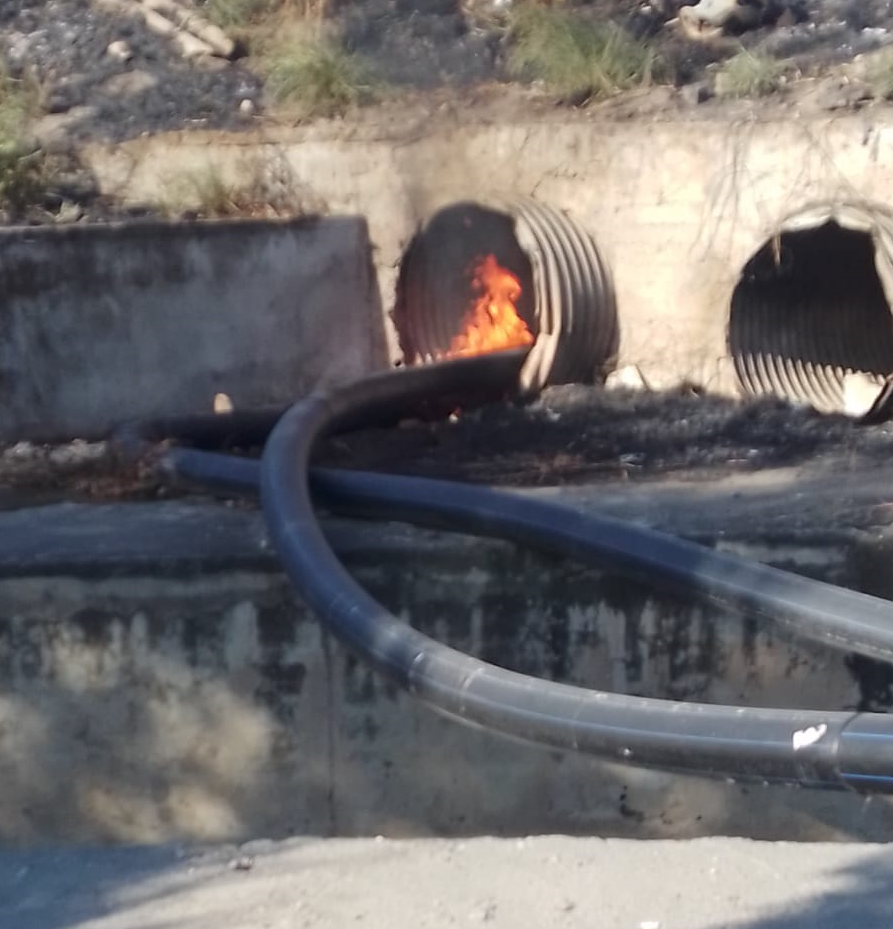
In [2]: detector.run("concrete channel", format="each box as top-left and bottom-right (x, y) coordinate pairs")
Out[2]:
(83, 109), (893, 406)
(1, 461), (893, 845)
(2, 110), (893, 846)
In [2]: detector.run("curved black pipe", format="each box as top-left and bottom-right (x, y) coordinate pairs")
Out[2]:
(154, 444), (893, 661)
(110, 354), (893, 789)
(247, 355), (893, 790)
(111, 349), (527, 460)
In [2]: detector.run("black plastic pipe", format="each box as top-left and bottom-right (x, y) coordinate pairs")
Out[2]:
(110, 353), (893, 790)
(252, 354), (893, 791)
(165, 448), (893, 791)
(168, 447), (893, 665)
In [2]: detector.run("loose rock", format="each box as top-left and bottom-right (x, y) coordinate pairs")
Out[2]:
(106, 38), (133, 61)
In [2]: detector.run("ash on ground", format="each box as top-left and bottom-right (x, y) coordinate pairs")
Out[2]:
(1, 0), (261, 145)
(0, 438), (163, 509)
(6, 386), (893, 506)
(314, 384), (893, 486)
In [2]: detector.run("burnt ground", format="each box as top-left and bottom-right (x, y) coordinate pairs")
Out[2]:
(5, 384), (893, 508)
(5, 1), (893, 148)
(0, 0), (263, 143)
(314, 383), (893, 485)
(4, 6), (893, 501)
(1, 0), (893, 225)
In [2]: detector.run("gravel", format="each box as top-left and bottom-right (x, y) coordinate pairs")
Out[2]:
(0, 0), (262, 143)
(4, 1), (893, 146)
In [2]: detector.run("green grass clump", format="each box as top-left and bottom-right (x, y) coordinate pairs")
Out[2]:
(202, 0), (331, 31)
(506, 4), (657, 102)
(0, 146), (47, 217)
(185, 165), (244, 217)
(203, 0), (276, 29)
(716, 50), (785, 98)
(166, 164), (271, 218)
(867, 51), (893, 100)
(164, 156), (313, 219)
(264, 39), (377, 117)
(0, 67), (32, 139)
(0, 69), (49, 219)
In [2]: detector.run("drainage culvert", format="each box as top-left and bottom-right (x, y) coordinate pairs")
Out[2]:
(728, 203), (893, 414)
(393, 198), (618, 396)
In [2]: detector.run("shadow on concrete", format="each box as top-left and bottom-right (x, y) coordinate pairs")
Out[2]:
(0, 843), (189, 929)
(706, 849), (893, 929)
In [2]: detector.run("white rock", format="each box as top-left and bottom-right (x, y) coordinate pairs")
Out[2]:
(679, 0), (763, 39)
(239, 98), (255, 116)
(106, 39), (133, 62)
(842, 371), (888, 419)
(213, 393), (234, 414)
(605, 365), (649, 391)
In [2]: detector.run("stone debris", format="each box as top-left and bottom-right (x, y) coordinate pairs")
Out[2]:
(1, 1), (893, 148)
(605, 365), (650, 392)
(106, 38), (133, 61)
(843, 371), (893, 421)
(679, 0), (766, 40)
(0, 0), (262, 143)
(94, 0), (237, 60)
(213, 393), (235, 414)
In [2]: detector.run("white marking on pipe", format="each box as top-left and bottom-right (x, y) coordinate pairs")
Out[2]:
(792, 723), (828, 751)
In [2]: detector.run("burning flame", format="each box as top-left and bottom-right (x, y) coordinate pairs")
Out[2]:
(446, 254), (533, 358)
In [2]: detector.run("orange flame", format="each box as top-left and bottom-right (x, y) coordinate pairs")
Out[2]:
(446, 255), (533, 358)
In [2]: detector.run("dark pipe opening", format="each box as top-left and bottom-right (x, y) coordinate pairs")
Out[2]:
(393, 199), (619, 396)
(393, 202), (538, 366)
(728, 220), (893, 412)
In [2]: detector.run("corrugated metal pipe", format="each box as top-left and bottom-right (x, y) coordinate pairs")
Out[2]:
(393, 198), (618, 397)
(728, 203), (893, 415)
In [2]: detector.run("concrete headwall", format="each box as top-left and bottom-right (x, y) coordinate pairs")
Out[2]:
(82, 112), (893, 394)
(1, 476), (892, 847)
(0, 216), (386, 442)
(6, 114), (888, 442)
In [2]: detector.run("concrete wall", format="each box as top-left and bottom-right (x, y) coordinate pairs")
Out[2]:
(0, 217), (386, 442)
(5, 113), (884, 441)
(1, 480), (891, 847)
(82, 112), (893, 395)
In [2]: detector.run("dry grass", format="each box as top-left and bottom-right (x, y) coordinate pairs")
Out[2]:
(715, 49), (786, 98)
(505, 3), (657, 102)
(202, 0), (274, 29)
(163, 154), (322, 218)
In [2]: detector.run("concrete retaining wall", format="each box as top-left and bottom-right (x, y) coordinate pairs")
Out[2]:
(0, 217), (386, 442)
(1, 474), (891, 847)
(82, 111), (893, 394)
(5, 113), (888, 441)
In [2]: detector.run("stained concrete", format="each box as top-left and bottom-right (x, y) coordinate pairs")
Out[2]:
(0, 216), (386, 442)
(1, 462), (892, 846)
(81, 111), (893, 393)
(6, 112), (892, 441)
